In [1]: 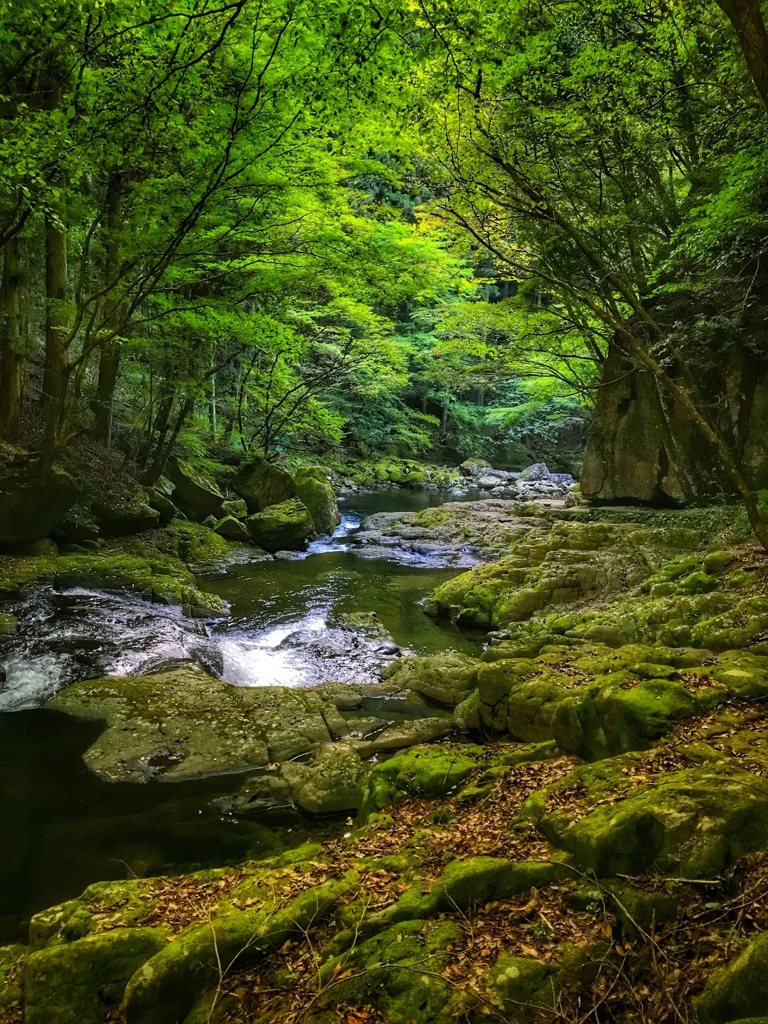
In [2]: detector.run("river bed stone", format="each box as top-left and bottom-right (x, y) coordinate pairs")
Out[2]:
(46, 662), (446, 784)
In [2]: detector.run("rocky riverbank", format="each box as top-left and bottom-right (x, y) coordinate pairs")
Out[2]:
(5, 497), (768, 1022)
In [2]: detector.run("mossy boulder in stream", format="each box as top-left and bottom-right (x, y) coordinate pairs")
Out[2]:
(46, 666), (452, 783)
(212, 514), (250, 541)
(233, 453), (296, 512)
(280, 742), (369, 814)
(47, 663), (334, 781)
(294, 466), (341, 536)
(382, 652), (479, 706)
(246, 499), (314, 551)
(0, 540), (227, 615)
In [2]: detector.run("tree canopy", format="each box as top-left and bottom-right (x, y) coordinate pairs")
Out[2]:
(1, 0), (768, 533)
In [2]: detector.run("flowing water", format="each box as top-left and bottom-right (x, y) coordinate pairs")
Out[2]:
(0, 488), (483, 941)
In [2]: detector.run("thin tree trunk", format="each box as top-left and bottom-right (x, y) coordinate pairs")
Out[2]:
(0, 236), (25, 438)
(40, 73), (68, 469)
(715, 0), (768, 109)
(92, 173), (124, 445)
(141, 396), (193, 485)
(41, 201), (68, 465)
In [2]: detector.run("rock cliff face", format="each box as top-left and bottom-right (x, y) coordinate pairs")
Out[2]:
(581, 346), (768, 503)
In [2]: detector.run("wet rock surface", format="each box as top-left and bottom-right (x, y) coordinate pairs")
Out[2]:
(355, 499), (550, 565)
(45, 661), (447, 784)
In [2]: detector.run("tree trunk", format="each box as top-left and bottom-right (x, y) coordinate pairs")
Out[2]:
(0, 236), (25, 438)
(715, 0), (768, 109)
(41, 203), (68, 464)
(141, 396), (193, 485)
(92, 174), (125, 445)
(40, 71), (68, 468)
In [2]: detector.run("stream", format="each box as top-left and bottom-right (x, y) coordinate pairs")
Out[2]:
(0, 488), (483, 942)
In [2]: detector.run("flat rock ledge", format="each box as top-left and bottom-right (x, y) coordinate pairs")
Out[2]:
(47, 663), (455, 814)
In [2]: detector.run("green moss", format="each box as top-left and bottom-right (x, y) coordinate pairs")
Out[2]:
(552, 677), (715, 761)
(24, 927), (169, 1024)
(123, 875), (355, 1024)
(147, 520), (230, 565)
(0, 612), (18, 633)
(535, 761), (768, 878)
(47, 664), (341, 781)
(696, 933), (768, 1024)
(294, 469), (341, 536)
(486, 953), (555, 1019)
(0, 539), (227, 614)
(383, 652), (479, 706)
(246, 499), (314, 552)
(0, 945), (25, 1011)
(359, 745), (480, 818)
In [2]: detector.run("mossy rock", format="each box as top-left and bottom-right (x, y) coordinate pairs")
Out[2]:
(315, 918), (467, 1024)
(220, 498), (247, 518)
(696, 933), (768, 1024)
(280, 743), (369, 814)
(552, 677), (716, 761)
(24, 926), (169, 1024)
(603, 883), (679, 941)
(246, 499), (314, 552)
(27, 876), (185, 950)
(123, 876), (354, 1024)
(213, 514), (250, 542)
(294, 467), (341, 537)
(50, 550), (227, 616)
(233, 454), (296, 513)
(536, 762), (768, 878)
(0, 464), (80, 545)
(166, 460), (225, 520)
(416, 857), (562, 917)
(359, 745), (480, 818)
(47, 663), (335, 781)
(485, 953), (556, 1021)
(155, 520), (231, 565)
(0, 944), (24, 1010)
(0, 612), (18, 634)
(383, 653), (479, 707)
(373, 458), (428, 487)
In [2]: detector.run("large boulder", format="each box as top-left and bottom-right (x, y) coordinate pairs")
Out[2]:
(533, 761), (768, 878)
(280, 742), (369, 814)
(0, 466), (80, 545)
(246, 499), (314, 552)
(580, 345), (768, 503)
(459, 458), (492, 478)
(233, 453), (296, 512)
(213, 514), (250, 542)
(46, 663), (333, 782)
(165, 460), (224, 520)
(91, 495), (160, 536)
(294, 466), (341, 536)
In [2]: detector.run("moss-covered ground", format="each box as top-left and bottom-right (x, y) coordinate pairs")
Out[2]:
(0, 521), (232, 615)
